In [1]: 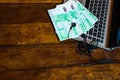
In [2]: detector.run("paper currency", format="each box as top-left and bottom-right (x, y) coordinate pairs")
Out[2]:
(48, 0), (98, 41)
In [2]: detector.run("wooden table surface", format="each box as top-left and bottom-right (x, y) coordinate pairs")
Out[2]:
(0, 1), (120, 80)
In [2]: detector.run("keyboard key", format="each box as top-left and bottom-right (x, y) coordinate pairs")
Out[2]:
(93, 33), (97, 36)
(87, 31), (89, 34)
(101, 36), (104, 39)
(95, 0), (98, 3)
(100, 17), (104, 20)
(102, 4), (106, 8)
(94, 3), (97, 7)
(102, 33), (104, 35)
(101, 13), (104, 17)
(97, 32), (101, 38)
(96, 14), (100, 17)
(93, 10), (96, 13)
(92, 37), (96, 41)
(89, 29), (93, 35)
(101, 40), (103, 43)
(97, 10), (100, 14)
(89, 7), (93, 11)
(97, 38), (100, 42)
(98, 28), (102, 31)
(99, 24), (102, 28)
(90, 4), (93, 8)
(88, 36), (92, 39)
(103, 22), (106, 26)
(102, 29), (105, 32)
(98, 4), (101, 7)
(94, 29), (97, 32)
(103, 0), (106, 3)
(100, 20), (103, 24)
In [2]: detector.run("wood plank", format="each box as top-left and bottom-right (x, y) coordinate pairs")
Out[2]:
(0, 64), (120, 80)
(0, 3), (67, 45)
(0, 3), (56, 24)
(0, 0), (62, 3)
(30, 64), (120, 80)
(0, 23), (59, 45)
(0, 2), (120, 80)
(0, 42), (119, 72)
(28, 64), (120, 80)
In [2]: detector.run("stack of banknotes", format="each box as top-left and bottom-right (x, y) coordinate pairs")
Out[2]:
(48, 0), (98, 41)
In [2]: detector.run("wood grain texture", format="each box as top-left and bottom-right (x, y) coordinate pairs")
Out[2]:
(0, 3), (56, 24)
(30, 64), (120, 80)
(0, 42), (119, 72)
(0, 64), (120, 80)
(0, 0), (62, 3)
(0, 3), (61, 45)
(0, 23), (60, 45)
(0, 2), (120, 80)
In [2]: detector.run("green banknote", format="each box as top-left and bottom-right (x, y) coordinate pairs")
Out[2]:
(48, 0), (98, 41)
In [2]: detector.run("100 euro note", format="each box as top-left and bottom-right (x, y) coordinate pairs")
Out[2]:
(48, 0), (98, 41)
